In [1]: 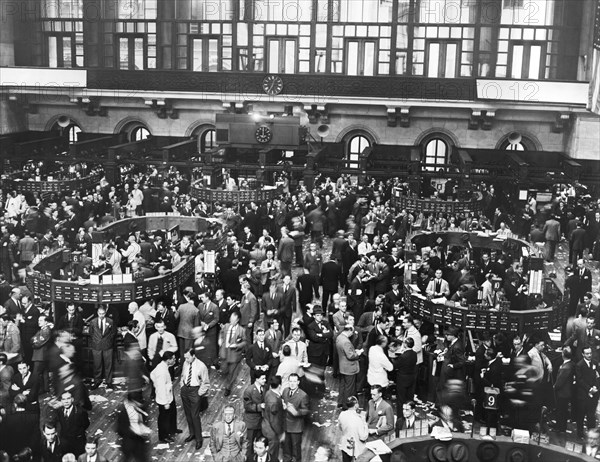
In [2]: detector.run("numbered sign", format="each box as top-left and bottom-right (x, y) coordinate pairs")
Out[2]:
(483, 387), (500, 410)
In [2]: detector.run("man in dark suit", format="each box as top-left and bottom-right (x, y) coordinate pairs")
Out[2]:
(10, 361), (40, 410)
(4, 287), (22, 320)
(246, 329), (273, 383)
(296, 268), (319, 312)
(251, 435), (273, 462)
(575, 346), (600, 438)
(0, 393), (40, 457)
(437, 326), (465, 401)
(554, 346), (575, 432)
(574, 259), (593, 304)
(542, 215), (561, 261)
(57, 390), (90, 457)
(570, 222), (587, 266)
(306, 306), (333, 395)
(320, 259), (342, 312)
(282, 373), (310, 462)
(17, 294), (39, 362)
(88, 306), (115, 389)
(348, 267), (367, 320)
(362, 384), (394, 462)
(261, 376), (284, 462)
(394, 337), (417, 415)
(219, 311), (247, 396)
(383, 278), (402, 314)
(243, 370), (267, 462)
(209, 405), (247, 462)
(39, 424), (63, 462)
(277, 227), (295, 278)
(480, 347), (503, 431)
(280, 275), (297, 336)
(341, 237), (359, 290)
(262, 284), (283, 329)
(395, 400), (419, 437)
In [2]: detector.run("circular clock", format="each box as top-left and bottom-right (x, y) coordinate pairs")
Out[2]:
(255, 126), (273, 144)
(262, 75), (284, 96)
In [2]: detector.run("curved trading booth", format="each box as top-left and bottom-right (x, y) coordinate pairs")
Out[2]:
(27, 215), (220, 306)
(404, 231), (567, 333)
(1, 170), (104, 194)
(392, 188), (486, 215)
(189, 182), (283, 204)
(388, 435), (595, 462)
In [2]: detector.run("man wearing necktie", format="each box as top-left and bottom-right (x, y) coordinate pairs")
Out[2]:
(198, 291), (219, 367)
(57, 391), (89, 457)
(89, 307), (115, 390)
(209, 405), (247, 462)
(219, 312), (247, 396)
(40, 424), (62, 462)
(243, 370), (267, 461)
(280, 274), (297, 337)
(180, 349), (209, 450)
(576, 346), (600, 438)
(565, 316), (600, 362)
(282, 373), (309, 462)
(246, 328), (273, 383)
(261, 284), (283, 329)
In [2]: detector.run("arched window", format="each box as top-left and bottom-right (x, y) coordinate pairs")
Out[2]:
(498, 133), (536, 151)
(67, 124), (81, 144)
(130, 126), (150, 142)
(422, 137), (449, 171)
(346, 133), (371, 169)
(199, 128), (216, 153)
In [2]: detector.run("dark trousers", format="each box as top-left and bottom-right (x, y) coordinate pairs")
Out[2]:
(339, 373), (357, 406)
(246, 428), (262, 461)
(545, 240), (557, 261)
(283, 431), (302, 462)
(121, 436), (149, 462)
(280, 261), (292, 277)
(181, 385), (203, 442)
(92, 348), (114, 384)
(61, 436), (85, 458)
(33, 360), (49, 393)
(223, 360), (243, 390)
(295, 246), (303, 266)
(576, 397), (598, 435)
(555, 396), (570, 432)
(157, 402), (177, 440)
(572, 248), (584, 266)
(322, 289), (336, 313)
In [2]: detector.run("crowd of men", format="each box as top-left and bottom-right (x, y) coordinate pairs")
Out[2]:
(0, 170), (599, 461)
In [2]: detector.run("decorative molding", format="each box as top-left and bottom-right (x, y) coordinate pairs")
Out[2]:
(552, 112), (571, 133)
(44, 114), (83, 131)
(414, 127), (461, 148)
(335, 125), (380, 145)
(8, 95), (37, 114)
(185, 121), (216, 137)
(468, 110), (482, 130)
(387, 107), (397, 127)
(72, 96), (107, 117)
(145, 98), (178, 119)
(399, 107), (410, 128)
(481, 110), (495, 130)
(113, 116), (151, 135)
(306, 104), (329, 124)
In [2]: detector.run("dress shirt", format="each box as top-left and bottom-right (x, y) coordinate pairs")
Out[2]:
(180, 358), (210, 396)
(150, 362), (173, 405)
(148, 331), (178, 359)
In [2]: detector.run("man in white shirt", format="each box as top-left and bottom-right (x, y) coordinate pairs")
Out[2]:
(276, 344), (302, 390)
(128, 302), (147, 353)
(284, 327), (308, 376)
(120, 235), (141, 266)
(148, 321), (178, 369)
(150, 351), (177, 443)
(426, 269), (450, 298)
(180, 349), (210, 450)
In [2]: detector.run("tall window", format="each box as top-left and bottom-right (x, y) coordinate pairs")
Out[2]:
(346, 40), (377, 76)
(48, 35), (84, 67)
(67, 125), (81, 144)
(191, 37), (220, 71)
(423, 138), (448, 171)
(509, 42), (544, 79)
(119, 35), (146, 70)
(267, 38), (297, 74)
(427, 41), (460, 78)
(347, 134), (371, 169)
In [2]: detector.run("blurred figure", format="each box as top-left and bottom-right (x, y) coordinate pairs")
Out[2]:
(117, 397), (151, 462)
(121, 324), (146, 403)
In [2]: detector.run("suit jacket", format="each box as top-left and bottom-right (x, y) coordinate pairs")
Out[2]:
(18, 235), (37, 262)
(384, 289), (402, 313)
(198, 301), (218, 335)
(32, 325), (52, 361)
(246, 342), (273, 371)
(88, 317), (115, 351)
(565, 326), (600, 361)
(240, 292), (259, 327)
(10, 371), (40, 406)
(440, 339), (466, 381)
(265, 328), (283, 354)
(39, 437), (63, 462)
(243, 383), (265, 429)
(575, 268), (593, 296)
(366, 398), (394, 439)
(571, 228), (587, 251)
(57, 405), (90, 439)
(175, 302), (199, 339)
(303, 251), (323, 276)
(295, 273), (319, 304)
(282, 387), (309, 433)
(306, 319), (333, 358)
(576, 358), (600, 402)
(19, 305), (40, 340)
(481, 358), (503, 389)
(261, 389), (285, 437)
(357, 311), (378, 337)
(280, 284), (297, 316)
(348, 277), (366, 314)
(219, 323), (247, 363)
(4, 297), (22, 320)
(277, 236), (295, 263)
(0, 410), (41, 458)
(336, 334), (361, 375)
(394, 349), (417, 376)
(139, 240), (157, 264)
(56, 312), (84, 338)
(209, 420), (247, 461)
(554, 360), (575, 399)
(320, 260), (342, 292)
(543, 219), (561, 241)
(262, 292), (283, 326)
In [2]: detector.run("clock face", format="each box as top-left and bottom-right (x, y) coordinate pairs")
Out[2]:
(262, 75), (284, 96)
(255, 126), (273, 144)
